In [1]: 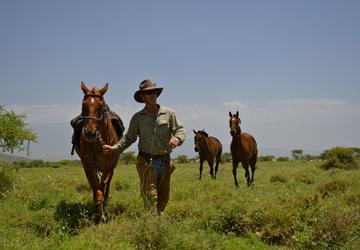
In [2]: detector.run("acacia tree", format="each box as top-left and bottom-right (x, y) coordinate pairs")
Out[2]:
(0, 106), (37, 153)
(291, 149), (303, 161)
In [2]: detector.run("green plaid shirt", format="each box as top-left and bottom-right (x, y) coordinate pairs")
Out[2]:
(114, 106), (185, 155)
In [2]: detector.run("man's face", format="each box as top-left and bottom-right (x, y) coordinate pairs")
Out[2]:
(141, 91), (157, 105)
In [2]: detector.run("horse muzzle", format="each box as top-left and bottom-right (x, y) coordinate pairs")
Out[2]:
(83, 128), (98, 141)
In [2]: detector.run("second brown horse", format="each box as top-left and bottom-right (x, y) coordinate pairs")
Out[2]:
(229, 111), (258, 187)
(193, 129), (223, 180)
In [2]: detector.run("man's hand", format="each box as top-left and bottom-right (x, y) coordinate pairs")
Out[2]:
(168, 137), (179, 149)
(103, 144), (114, 155)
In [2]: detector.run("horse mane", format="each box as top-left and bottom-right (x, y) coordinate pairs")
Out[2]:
(199, 130), (209, 137)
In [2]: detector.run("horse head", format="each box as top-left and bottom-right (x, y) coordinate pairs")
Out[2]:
(229, 111), (241, 137)
(80, 81), (108, 142)
(193, 129), (208, 152)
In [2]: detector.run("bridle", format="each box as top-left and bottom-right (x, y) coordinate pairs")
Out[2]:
(194, 131), (209, 152)
(230, 116), (241, 138)
(80, 94), (107, 121)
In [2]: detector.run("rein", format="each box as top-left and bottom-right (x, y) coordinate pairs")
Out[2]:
(80, 94), (107, 121)
(79, 113), (105, 121)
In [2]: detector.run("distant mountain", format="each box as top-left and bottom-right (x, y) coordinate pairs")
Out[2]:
(0, 153), (30, 162)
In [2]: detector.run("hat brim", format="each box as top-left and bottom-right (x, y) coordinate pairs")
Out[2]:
(134, 87), (163, 103)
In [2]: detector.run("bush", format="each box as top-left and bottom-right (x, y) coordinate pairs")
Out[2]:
(320, 147), (359, 170)
(276, 156), (290, 162)
(270, 175), (288, 183)
(205, 207), (249, 236)
(11, 159), (50, 168)
(258, 155), (275, 162)
(119, 151), (137, 165)
(345, 193), (360, 206)
(175, 155), (189, 164)
(317, 179), (350, 198)
(311, 209), (360, 249)
(294, 173), (315, 184)
(248, 205), (294, 245)
(0, 167), (14, 199)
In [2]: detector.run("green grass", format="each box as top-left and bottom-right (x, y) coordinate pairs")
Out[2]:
(1, 161), (360, 249)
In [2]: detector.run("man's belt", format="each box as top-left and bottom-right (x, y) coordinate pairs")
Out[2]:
(139, 151), (169, 161)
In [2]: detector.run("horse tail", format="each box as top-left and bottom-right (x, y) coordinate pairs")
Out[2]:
(250, 136), (258, 158)
(214, 138), (223, 163)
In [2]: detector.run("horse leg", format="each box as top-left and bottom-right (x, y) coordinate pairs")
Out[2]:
(232, 160), (239, 187)
(208, 159), (215, 179)
(214, 155), (221, 178)
(250, 157), (256, 185)
(242, 162), (251, 187)
(104, 170), (114, 204)
(199, 158), (204, 180)
(83, 164), (105, 223)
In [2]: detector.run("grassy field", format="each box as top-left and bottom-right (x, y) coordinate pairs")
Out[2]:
(1, 161), (360, 249)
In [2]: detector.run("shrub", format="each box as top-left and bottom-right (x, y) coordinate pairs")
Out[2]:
(248, 205), (294, 245)
(0, 166), (14, 199)
(320, 147), (359, 170)
(294, 173), (315, 184)
(299, 192), (321, 208)
(119, 151), (137, 165)
(276, 156), (289, 162)
(113, 180), (130, 191)
(258, 155), (275, 162)
(317, 179), (350, 198)
(311, 209), (360, 249)
(270, 175), (288, 183)
(26, 214), (57, 237)
(11, 159), (50, 168)
(175, 155), (189, 164)
(129, 215), (169, 249)
(75, 183), (91, 193)
(346, 193), (360, 206)
(205, 209), (249, 236)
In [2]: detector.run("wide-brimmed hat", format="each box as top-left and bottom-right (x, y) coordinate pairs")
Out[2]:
(134, 79), (163, 103)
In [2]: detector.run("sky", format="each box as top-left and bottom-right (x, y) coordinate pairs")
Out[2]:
(1, 0), (359, 161)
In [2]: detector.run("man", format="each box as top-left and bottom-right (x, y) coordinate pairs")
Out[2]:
(103, 79), (185, 215)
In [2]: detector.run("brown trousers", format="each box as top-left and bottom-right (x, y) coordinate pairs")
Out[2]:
(136, 155), (175, 214)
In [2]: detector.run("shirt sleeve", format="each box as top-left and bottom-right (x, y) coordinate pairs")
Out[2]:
(169, 111), (186, 146)
(112, 114), (138, 153)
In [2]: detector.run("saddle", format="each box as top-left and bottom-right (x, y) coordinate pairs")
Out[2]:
(70, 106), (125, 155)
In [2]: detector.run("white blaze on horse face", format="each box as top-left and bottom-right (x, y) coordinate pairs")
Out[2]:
(91, 97), (95, 104)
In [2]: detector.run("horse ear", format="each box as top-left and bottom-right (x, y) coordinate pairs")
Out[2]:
(193, 129), (197, 134)
(236, 111), (239, 117)
(99, 83), (109, 96)
(81, 81), (89, 94)
(229, 111), (232, 117)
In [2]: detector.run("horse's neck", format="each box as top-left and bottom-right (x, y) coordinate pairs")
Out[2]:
(99, 118), (117, 145)
(200, 137), (210, 152)
(232, 134), (243, 147)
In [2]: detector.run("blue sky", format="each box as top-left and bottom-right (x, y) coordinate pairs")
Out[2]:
(1, 1), (359, 160)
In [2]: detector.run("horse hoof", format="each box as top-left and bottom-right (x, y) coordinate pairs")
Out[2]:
(94, 203), (106, 224)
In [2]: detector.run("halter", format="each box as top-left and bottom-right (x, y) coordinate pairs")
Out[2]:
(230, 117), (241, 138)
(80, 94), (107, 121)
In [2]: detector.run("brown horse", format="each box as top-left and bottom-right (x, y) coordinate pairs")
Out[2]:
(74, 81), (122, 223)
(229, 111), (258, 187)
(193, 129), (223, 180)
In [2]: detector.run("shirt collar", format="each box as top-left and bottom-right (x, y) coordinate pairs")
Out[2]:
(140, 105), (166, 116)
